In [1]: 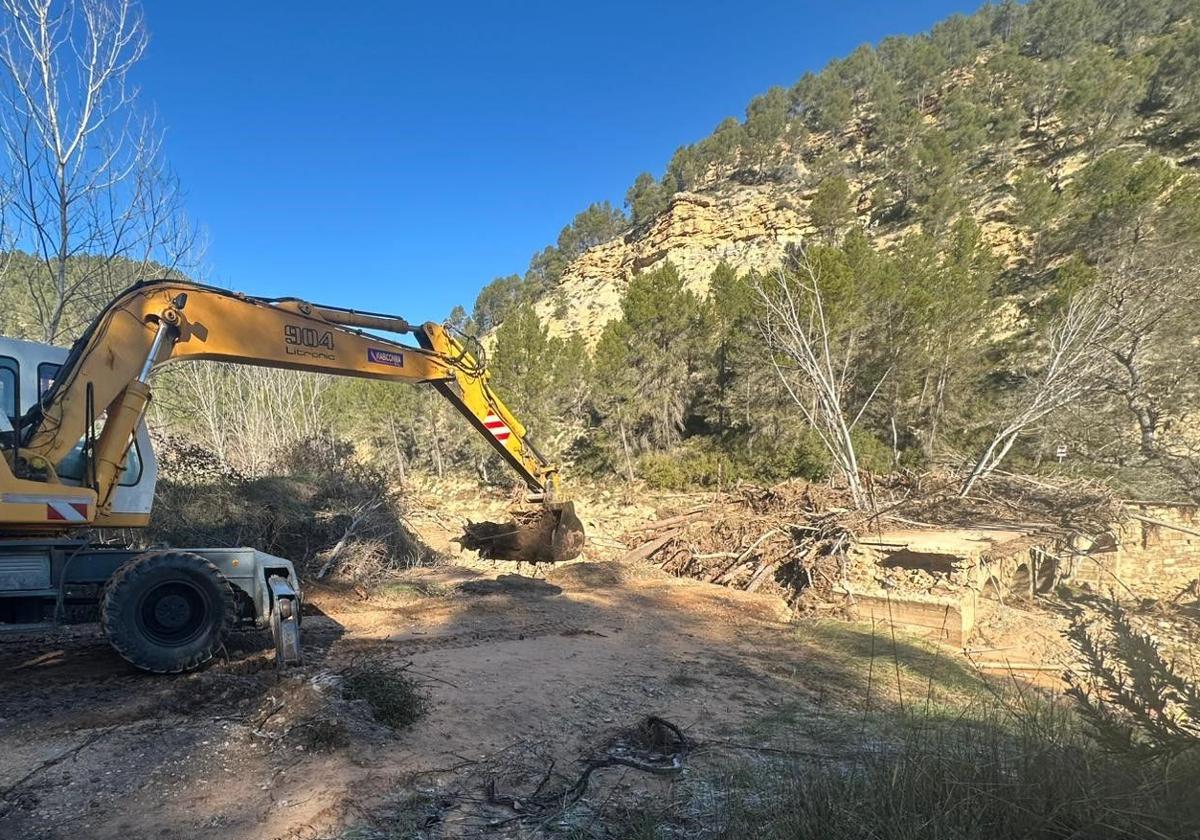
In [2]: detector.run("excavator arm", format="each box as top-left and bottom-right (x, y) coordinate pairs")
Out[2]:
(4, 279), (584, 562)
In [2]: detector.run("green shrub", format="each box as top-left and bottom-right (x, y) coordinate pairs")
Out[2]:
(636, 432), (832, 490)
(743, 430), (831, 482)
(850, 428), (896, 474)
(343, 661), (428, 730)
(636, 450), (696, 490)
(1067, 601), (1200, 758)
(636, 440), (741, 489)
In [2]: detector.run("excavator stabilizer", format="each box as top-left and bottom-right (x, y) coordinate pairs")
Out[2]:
(459, 501), (586, 564)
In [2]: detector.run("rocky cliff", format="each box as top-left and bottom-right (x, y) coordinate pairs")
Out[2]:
(528, 152), (1045, 346)
(503, 1), (1200, 348)
(532, 188), (814, 343)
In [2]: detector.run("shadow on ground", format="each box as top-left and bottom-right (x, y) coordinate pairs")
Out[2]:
(0, 551), (993, 840)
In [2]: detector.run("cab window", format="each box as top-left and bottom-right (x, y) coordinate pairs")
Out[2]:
(39, 361), (142, 487)
(0, 357), (17, 424)
(57, 435), (143, 487)
(37, 362), (59, 399)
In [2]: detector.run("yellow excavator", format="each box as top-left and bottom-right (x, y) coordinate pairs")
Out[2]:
(0, 280), (584, 673)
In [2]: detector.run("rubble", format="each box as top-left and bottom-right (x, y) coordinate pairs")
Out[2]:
(619, 474), (1195, 645)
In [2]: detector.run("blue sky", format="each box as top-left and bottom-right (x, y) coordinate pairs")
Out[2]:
(139, 1), (984, 322)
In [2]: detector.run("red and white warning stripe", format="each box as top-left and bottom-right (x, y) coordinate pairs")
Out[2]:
(1, 493), (91, 523)
(484, 412), (511, 442)
(46, 501), (89, 522)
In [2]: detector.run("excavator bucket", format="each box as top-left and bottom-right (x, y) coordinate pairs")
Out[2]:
(459, 501), (586, 564)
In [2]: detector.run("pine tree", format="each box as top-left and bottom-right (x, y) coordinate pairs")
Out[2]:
(473, 274), (533, 333)
(1062, 45), (1144, 155)
(590, 263), (708, 461)
(809, 175), (854, 243)
(625, 172), (671, 226)
(742, 87), (798, 180)
(490, 305), (591, 458)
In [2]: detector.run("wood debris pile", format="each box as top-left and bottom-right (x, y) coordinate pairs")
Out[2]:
(900, 470), (1126, 537)
(618, 482), (874, 608)
(618, 474), (1129, 608)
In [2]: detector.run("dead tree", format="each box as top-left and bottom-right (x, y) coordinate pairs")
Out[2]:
(755, 246), (887, 510)
(150, 364), (332, 476)
(960, 287), (1115, 496)
(1092, 246), (1200, 460)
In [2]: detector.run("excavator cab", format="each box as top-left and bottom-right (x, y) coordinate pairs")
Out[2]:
(0, 337), (158, 523)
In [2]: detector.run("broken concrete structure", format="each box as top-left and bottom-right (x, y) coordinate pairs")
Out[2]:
(843, 527), (1038, 645)
(1070, 502), (1200, 594)
(842, 503), (1200, 645)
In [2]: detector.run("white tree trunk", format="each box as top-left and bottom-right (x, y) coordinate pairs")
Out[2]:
(754, 247), (887, 510)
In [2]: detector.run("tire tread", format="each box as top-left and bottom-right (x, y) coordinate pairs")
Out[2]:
(100, 550), (235, 674)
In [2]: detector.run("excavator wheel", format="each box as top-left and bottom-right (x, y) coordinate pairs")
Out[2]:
(101, 550), (235, 674)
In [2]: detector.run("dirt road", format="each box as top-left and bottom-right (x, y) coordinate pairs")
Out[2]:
(0, 555), (900, 839)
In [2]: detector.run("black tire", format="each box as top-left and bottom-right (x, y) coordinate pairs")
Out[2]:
(100, 550), (235, 674)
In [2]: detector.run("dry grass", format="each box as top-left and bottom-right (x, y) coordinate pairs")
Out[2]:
(587, 698), (1200, 840)
(557, 615), (1200, 840)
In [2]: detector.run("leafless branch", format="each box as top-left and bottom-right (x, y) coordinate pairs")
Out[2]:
(754, 244), (885, 509)
(0, 0), (196, 343)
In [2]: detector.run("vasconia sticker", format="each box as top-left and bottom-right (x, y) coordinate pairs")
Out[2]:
(368, 348), (404, 367)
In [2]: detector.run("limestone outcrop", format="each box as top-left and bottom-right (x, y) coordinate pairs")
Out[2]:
(533, 187), (814, 344)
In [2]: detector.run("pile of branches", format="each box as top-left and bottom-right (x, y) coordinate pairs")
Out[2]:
(900, 469), (1126, 538)
(149, 436), (440, 583)
(620, 474), (1132, 608)
(619, 482), (870, 607)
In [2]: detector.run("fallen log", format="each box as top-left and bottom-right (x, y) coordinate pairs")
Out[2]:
(707, 558), (739, 583)
(659, 548), (691, 572)
(715, 563), (754, 585)
(705, 528), (784, 583)
(618, 529), (683, 564)
(625, 508), (711, 534)
(745, 560), (780, 593)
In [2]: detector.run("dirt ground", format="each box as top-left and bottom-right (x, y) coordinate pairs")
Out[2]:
(0, 548), (883, 839)
(0, 487), (1089, 839)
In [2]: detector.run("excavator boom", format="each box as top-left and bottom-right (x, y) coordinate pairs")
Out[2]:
(2, 279), (585, 563)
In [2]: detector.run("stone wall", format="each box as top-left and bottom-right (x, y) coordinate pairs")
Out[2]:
(1072, 503), (1200, 593)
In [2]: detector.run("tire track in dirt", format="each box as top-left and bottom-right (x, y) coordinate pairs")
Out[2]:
(329, 618), (600, 659)
(0, 561), (809, 840)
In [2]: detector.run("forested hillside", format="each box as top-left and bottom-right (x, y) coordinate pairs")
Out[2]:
(1, 0), (1197, 503)
(458, 0), (1200, 500)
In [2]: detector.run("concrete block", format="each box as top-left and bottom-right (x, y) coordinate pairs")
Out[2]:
(842, 586), (971, 645)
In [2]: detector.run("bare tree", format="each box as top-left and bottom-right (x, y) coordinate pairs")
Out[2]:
(0, 182), (19, 332)
(755, 246), (888, 510)
(960, 287), (1115, 496)
(0, 0), (197, 343)
(1090, 246), (1200, 460)
(151, 363), (332, 476)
